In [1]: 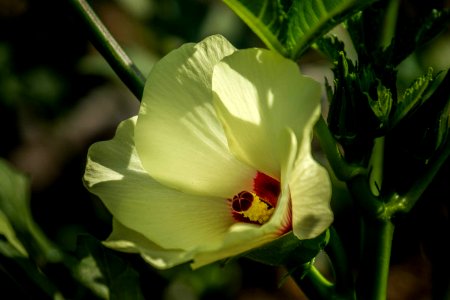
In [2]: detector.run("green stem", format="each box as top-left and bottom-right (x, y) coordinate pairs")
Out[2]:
(291, 265), (337, 300)
(68, 0), (146, 100)
(379, 0), (401, 49)
(351, 3), (400, 297)
(356, 219), (394, 300)
(368, 137), (384, 196)
(290, 240), (356, 300)
(347, 175), (384, 219)
(314, 116), (365, 181)
(386, 137), (450, 216)
(368, 0), (401, 194)
(327, 227), (355, 298)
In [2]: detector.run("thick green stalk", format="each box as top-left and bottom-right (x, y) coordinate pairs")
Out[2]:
(355, 219), (394, 300)
(69, 0), (146, 100)
(368, 137), (384, 196)
(353, 2), (400, 298)
(347, 175), (384, 219)
(366, 0), (400, 194)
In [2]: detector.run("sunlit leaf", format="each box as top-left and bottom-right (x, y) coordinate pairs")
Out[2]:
(223, 0), (378, 59)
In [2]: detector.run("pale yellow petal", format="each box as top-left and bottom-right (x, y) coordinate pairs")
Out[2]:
(289, 130), (333, 239)
(84, 117), (233, 251)
(135, 35), (255, 198)
(103, 219), (193, 269)
(213, 48), (321, 178)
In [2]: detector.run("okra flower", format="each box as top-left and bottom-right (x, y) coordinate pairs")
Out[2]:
(84, 35), (332, 269)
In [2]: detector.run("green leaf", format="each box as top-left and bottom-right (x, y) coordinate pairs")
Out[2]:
(326, 50), (382, 160)
(0, 158), (62, 264)
(74, 234), (145, 300)
(417, 70), (450, 154)
(346, 5), (450, 68)
(392, 68), (434, 126)
(223, 0), (378, 59)
(0, 210), (28, 257)
(244, 230), (329, 266)
(367, 79), (393, 129)
(0, 159), (66, 299)
(435, 103), (449, 153)
(315, 34), (347, 63)
(383, 71), (450, 194)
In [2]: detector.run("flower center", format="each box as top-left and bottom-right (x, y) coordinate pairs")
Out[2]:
(230, 172), (280, 225)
